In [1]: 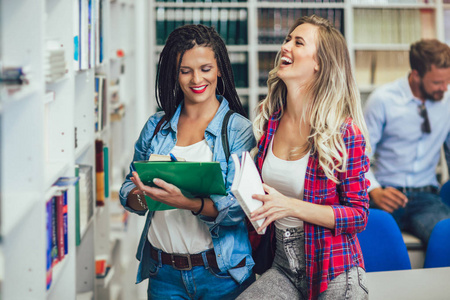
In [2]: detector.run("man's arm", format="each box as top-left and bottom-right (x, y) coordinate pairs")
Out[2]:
(363, 91), (408, 212)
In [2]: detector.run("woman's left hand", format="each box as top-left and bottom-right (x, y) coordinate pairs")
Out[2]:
(250, 183), (300, 233)
(131, 171), (190, 209)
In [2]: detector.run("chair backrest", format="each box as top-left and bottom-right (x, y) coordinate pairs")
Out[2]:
(424, 218), (450, 268)
(440, 180), (450, 207)
(357, 208), (411, 272)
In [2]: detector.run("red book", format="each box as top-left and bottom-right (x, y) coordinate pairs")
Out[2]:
(55, 191), (65, 261)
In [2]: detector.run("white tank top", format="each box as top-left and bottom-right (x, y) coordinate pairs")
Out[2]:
(148, 139), (214, 254)
(261, 138), (309, 230)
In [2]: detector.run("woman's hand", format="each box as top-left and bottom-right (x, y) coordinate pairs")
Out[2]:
(250, 183), (336, 232)
(131, 171), (191, 210)
(250, 183), (299, 233)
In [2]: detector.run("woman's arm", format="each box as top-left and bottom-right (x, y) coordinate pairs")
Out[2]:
(251, 122), (369, 234)
(331, 123), (370, 235)
(119, 112), (165, 215)
(200, 114), (257, 227)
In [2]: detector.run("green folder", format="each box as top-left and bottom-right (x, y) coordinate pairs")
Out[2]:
(133, 161), (227, 211)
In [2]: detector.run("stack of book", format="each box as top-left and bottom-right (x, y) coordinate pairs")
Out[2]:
(45, 41), (67, 83)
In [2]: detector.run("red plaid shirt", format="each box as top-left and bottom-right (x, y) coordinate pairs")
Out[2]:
(256, 110), (370, 300)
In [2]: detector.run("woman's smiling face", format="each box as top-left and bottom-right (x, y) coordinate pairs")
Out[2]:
(277, 22), (320, 86)
(177, 45), (220, 105)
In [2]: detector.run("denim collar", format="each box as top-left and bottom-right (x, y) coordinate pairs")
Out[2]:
(163, 95), (231, 138)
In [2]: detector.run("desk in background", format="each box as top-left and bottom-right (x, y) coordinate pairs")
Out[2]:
(366, 267), (450, 300)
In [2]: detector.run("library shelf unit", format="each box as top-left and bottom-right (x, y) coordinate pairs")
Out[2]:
(149, 0), (449, 185)
(149, 0), (449, 119)
(0, 0), (148, 299)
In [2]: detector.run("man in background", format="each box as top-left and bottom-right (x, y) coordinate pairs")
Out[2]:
(364, 39), (450, 247)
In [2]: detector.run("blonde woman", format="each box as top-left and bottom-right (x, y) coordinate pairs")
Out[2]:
(238, 15), (370, 299)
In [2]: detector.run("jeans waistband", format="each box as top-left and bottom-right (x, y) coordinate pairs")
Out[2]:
(150, 246), (246, 271)
(392, 185), (438, 194)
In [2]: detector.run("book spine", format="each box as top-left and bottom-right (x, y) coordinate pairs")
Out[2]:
(156, 7), (165, 45)
(55, 192), (65, 261)
(51, 196), (58, 266)
(227, 9), (237, 45)
(95, 140), (105, 206)
(63, 189), (69, 255)
(104, 145), (109, 198)
(73, 0), (81, 70)
(75, 165), (81, 246)
(46, 198), (53, 290)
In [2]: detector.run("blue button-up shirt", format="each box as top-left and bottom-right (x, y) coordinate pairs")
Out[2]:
(364, 76), (450, 191)
(119, 97), (256, 284)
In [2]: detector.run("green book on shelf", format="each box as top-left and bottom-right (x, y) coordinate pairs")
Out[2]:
(133, 161), (227, 211)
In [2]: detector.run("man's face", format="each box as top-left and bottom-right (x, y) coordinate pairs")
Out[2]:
(418, 64), (450, 101)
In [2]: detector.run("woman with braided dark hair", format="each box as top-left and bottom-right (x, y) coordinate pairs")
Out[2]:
(119, 24), (256, 299)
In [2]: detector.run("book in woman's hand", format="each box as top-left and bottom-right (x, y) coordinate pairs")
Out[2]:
(231, 151), (266, 234)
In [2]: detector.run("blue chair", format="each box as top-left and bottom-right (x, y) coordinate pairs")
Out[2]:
(424, 219), (450, 268)
(440, 180), (450, 207)
(357, 208), (411, 272)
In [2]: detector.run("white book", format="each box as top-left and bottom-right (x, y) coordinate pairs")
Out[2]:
(231, 151), (266, 235)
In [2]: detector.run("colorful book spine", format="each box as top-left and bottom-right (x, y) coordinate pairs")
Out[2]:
(104, 145), (109, 198)
(95, 140), (105, 206)
(46, 198), (53, 290)
(63, 189), (68, 255)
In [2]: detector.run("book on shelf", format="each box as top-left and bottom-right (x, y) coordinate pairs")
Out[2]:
(73, 0), (81, 70)
(45, 40), (67, 83)
(154, 7), (248, 46)
(133, 159), (226, 211)
(77, 164), (94, 237)
(76, 0), (100, 69)
(95, 256), (111, 279)
(45, 198), (53, 290)
(104, 145), (110, 198)
(54, 191), (65, 261)
(75, 166), (81, 245)
(95, 140), (105, 206)
(51, 177), (79, 260)
(94, 75), (107, 132)
(230, 151), (266, 235)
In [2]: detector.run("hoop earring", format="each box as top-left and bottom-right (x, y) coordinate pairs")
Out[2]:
(216, 77), (225, 96)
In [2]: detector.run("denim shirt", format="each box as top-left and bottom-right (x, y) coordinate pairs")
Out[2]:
(119, 97), (256, 284)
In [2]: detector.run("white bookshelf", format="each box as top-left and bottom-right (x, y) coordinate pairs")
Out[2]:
(0, 0), (146, 299)
(148, 0), (448, 120)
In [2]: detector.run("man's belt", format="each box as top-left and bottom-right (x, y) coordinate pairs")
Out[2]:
(393, 185), (439, 194)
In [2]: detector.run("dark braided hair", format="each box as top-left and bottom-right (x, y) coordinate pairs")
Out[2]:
(155, 24), (246, 119)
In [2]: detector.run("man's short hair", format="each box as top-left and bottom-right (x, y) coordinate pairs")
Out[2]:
(410, 39), (450, 77)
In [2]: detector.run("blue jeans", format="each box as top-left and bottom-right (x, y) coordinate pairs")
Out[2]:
(391, 191), (450, 247)
(237, 227), (369, 300)
(147, 249), (255, 300)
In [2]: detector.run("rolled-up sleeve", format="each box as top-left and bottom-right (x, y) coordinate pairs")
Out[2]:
(332, 123), (370, 236)
(119, 114), (161, 216)
(200, 116), (256, 230)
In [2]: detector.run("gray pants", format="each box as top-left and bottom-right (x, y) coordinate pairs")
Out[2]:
(237, 227), (369, 299)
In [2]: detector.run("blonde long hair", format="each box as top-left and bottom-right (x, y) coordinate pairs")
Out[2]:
(253, 15), (371, 182)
